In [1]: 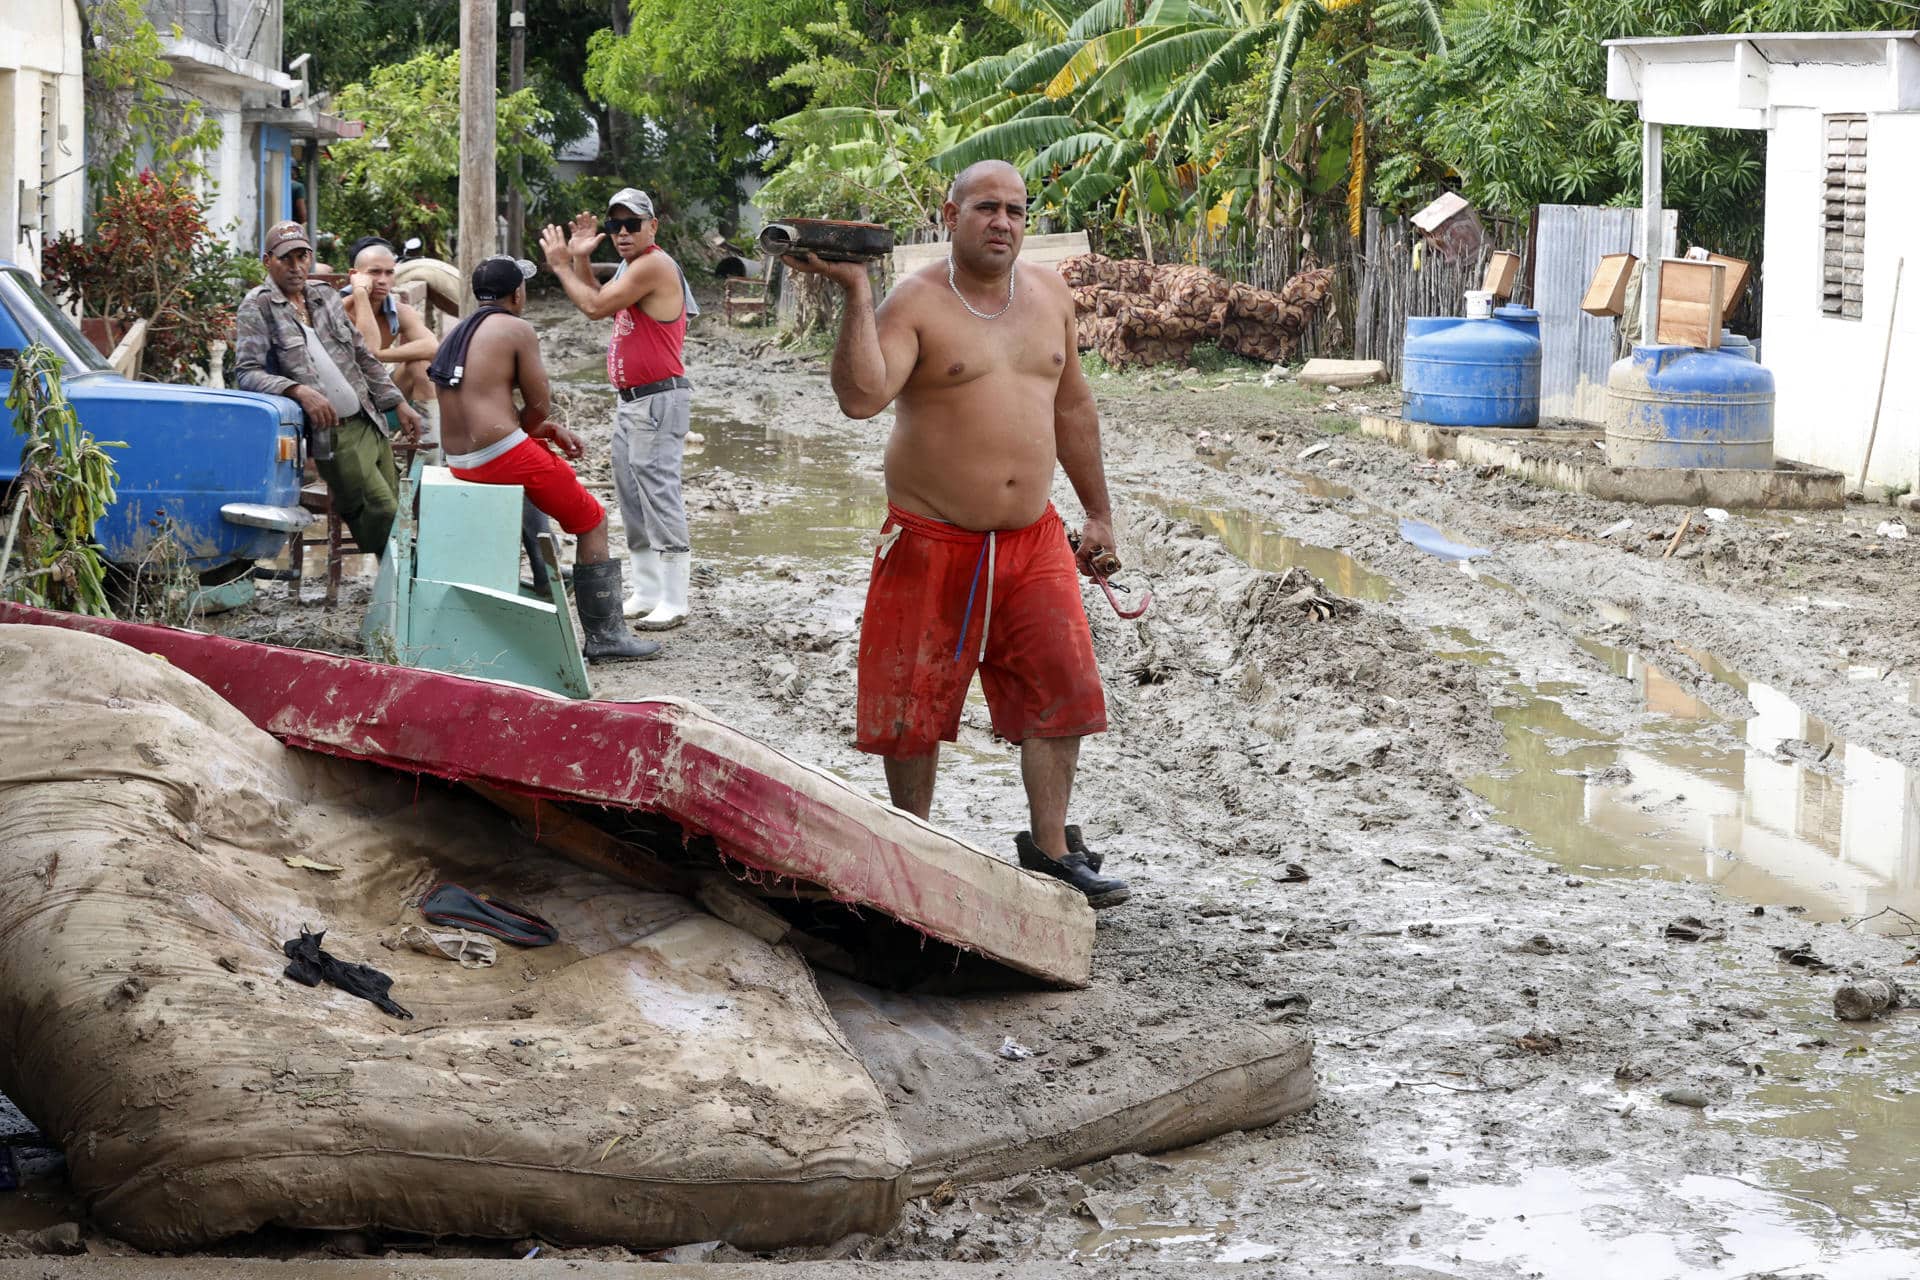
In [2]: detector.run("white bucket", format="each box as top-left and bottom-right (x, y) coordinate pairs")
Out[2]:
(1464, 290), (1494, 319)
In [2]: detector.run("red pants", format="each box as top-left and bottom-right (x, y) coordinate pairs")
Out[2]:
(856, 502), (1107, 756)
(450, 435), (604, 535)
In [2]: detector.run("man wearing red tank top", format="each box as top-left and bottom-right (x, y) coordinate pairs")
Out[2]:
(540, 188), (700, 631)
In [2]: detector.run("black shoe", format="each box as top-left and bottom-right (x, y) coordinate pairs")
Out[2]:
(573, 559), (662, 662)
(1065, 824), (1104, 873)
(1014, 833), (1130, 909)
(1017, 826), (1105, 873)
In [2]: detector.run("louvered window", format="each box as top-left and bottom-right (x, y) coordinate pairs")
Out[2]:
(39, 77), (55, 243)
(1821, 115), (1866, 320)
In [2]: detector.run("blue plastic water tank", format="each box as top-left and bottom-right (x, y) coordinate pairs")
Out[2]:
(1718, 330), (1756, 362)
(1402, 305), (1542, 427)
(1604, 344), (1775, 470)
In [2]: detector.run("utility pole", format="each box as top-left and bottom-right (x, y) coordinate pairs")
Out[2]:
(508, 0), (526, 258)
(458, 0), (498, 312)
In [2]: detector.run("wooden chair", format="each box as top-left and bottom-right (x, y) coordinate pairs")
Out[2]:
(723, 268), (771, 326)
(290, 440), (420, 608)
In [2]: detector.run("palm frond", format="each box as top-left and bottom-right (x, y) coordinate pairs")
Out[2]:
(930, 113), (1083, 173)
(1151, 24), (1268, 132)
(971, 92), (1049, 127)
(1003, 40), (1084, 91)
(1067, 0), (1135, 39)
(1022, 130), (1121, 179)
(1074, 26), (1233, 111)
(1047, 27), (1149, 99)
(1259, 1), (1322, 156)
(985, 0), (1077, 42)
(939, 52), (1035, 105)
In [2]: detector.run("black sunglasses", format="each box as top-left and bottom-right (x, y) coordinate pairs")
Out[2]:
(602, 216), (651, 235)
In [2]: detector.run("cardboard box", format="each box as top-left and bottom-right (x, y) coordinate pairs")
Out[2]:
(1654, 258), (1726, 349)
(1581, 253), (1636, 317)
(1706, 253), (1750, 322)
(1481, 251), (1520, 299)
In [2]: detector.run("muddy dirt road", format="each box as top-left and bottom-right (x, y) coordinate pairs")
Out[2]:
(8, 295), (1920, 1277)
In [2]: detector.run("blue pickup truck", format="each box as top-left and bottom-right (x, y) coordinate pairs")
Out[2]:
(0, 259), (308, 585)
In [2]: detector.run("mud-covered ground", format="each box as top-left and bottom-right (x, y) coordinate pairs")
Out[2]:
(7, 293), (1920, 1278)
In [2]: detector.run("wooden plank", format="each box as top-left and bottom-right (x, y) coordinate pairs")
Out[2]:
(1707, 253), (1750, 321)
(466, 780), (694, 893)
(1654, 258), (1725, 349)
(1581, 253), (1635, 317)
(1481, 251), (1520, 299)
(890, 231), (1091, 277)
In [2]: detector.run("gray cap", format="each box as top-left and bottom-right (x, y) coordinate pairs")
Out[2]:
(607, 188), (656, 219)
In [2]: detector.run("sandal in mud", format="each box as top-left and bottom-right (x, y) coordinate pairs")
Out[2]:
(1013, 832), (1131, 909)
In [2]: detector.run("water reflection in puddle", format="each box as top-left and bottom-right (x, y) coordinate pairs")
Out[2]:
(1396, 1167), (1918, 1278)
(688, 416), (887, 567)
(1468, 639), (1920, 931)
(1155, 501), (1397, 602)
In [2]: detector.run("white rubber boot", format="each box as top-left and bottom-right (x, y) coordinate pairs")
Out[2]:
(622, 547), (662, 619)
(637, 550), (690, 631)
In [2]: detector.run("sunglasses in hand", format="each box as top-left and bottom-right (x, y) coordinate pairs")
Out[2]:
(602, 217), (651, 235)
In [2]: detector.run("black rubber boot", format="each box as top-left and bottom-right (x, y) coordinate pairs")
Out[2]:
(521, 501), (552, 594)
(573, 559), (662, 662)
(1017, 826), (1105, 873)
(1014, 832), (1130, 909)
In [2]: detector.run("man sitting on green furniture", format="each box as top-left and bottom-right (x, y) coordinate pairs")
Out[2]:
(236, 221), (425, 557)
(431, 256), (659, 663)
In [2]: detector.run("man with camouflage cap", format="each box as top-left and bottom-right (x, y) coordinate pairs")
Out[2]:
(236, 220), (426, 557)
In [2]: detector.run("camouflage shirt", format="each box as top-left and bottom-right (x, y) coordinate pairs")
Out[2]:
(234, 281), (403, 426)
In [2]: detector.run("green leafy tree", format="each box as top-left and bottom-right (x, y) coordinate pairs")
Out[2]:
(326, 51), (554, 256)
(586, 0), (1002, 231)
(1367, 0), (1911, 253)
(82, 0), (224, 191)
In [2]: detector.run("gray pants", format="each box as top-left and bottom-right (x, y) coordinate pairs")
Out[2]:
(611, 388), (691, 553)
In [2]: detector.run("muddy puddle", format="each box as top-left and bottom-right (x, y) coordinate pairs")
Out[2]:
(685, 414), (888, 568)
(1169, 490), (1920, 1268)
(1154, 500), (1396, 602)
(1465, 635), (1920, 933)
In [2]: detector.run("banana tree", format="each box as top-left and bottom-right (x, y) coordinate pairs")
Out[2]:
(1006, 0), (1443, 231)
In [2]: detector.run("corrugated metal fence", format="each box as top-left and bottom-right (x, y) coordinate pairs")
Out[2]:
(1532, 204), (1677, 423)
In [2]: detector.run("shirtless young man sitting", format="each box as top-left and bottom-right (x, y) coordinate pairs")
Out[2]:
(784, 160), (1131, 908)
(343, 237), (439, 409)
(433, 255), (658, 662)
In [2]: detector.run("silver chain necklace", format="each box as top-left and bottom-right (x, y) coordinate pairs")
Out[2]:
(948, 256), (1016, 320)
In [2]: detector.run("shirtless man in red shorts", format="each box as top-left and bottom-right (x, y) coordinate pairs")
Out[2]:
(783, 160), (1131, 908)
(433, 255), (658, 662)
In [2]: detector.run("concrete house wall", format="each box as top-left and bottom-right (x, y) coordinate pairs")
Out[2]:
(1608, 32), (1920, 493)
(0, 0), (87, 276)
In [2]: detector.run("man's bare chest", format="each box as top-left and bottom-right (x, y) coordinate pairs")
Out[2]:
(911, 322), (1067, 393)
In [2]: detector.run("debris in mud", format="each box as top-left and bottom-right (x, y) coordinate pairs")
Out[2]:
(1514, 1030), (1562, 1054)
(1665, 916), (1726, 943)
(1660, 1086), (1711, 1108)
(1274, 567), (1351, 621)
(1511, 934), (1557, 955)
(1274, 863), (1310, 883)
(1264, 992), (1311, 1022)
(1834, 976), (1905, 1022)
(997, 1037), (1035, 1061)
(1774, 942), (1835, 973)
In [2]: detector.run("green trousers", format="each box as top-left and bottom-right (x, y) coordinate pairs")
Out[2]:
(315, 413), (400, 557)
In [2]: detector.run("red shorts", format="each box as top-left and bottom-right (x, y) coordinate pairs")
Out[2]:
(856, 502), (1107, 756)
(450, 435), (604, 536)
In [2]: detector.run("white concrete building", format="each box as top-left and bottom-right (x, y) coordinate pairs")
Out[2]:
(0, 0), (88, 275)
(147, 0), (359, 253)
(1607, 31), (1920, 492)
